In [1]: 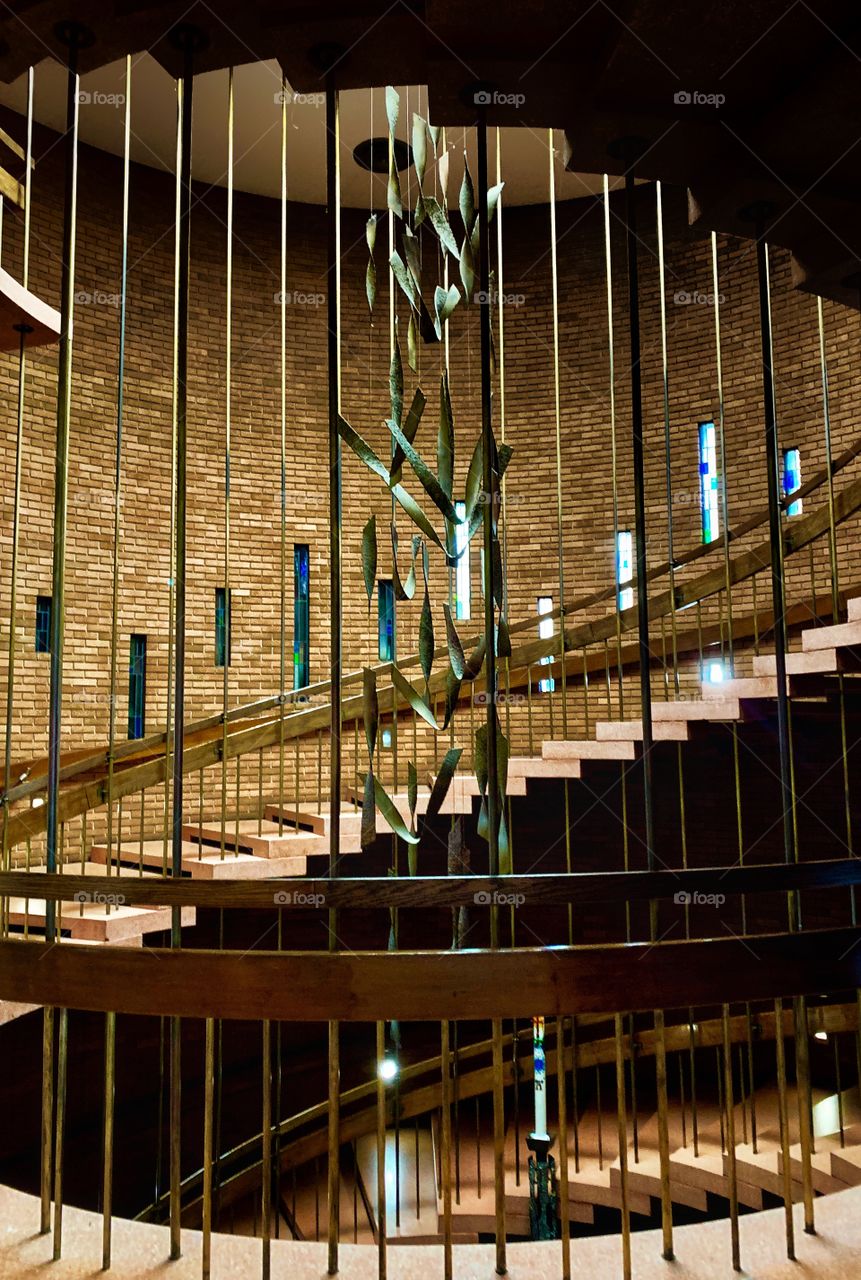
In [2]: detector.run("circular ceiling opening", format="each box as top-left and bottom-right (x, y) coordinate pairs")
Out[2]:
(353, 135), (413, 173)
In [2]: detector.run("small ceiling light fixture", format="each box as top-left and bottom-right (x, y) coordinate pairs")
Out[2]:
(353, 136), (413, 174)
(377, 1055), (399, 1082)
(814, 1030), (828, 1042)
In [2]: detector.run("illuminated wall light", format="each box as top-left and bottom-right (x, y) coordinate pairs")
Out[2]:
(814, 1030), (828, 1042)
(378, 1056), (399, 1082)
(708, 661), (724, 684)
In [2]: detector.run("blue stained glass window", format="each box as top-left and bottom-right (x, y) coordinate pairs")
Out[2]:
(378, 579), (395, 662)
(699, 421), (720, 544)
(293, 545), (310, 689)
(616, 531), (633, 610)
(215, 586), (231, 667)
(128, 634), (146, 740)
(783, 447), (802, 516)
(35, 595), (52, 654)
(537, 596), (555, 693)
(454, 500), (470, 620)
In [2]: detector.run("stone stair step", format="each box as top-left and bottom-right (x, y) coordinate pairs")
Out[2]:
(263, 803), (364, 839)
(830, 1146), (861, 1184)
(803, 619), (861, 652)
(90, 838), (300, 879)
(5, 869), (193, 943)
(507, 755), (582, 778)
(595, 719), (689, 742)
(701, 676), (783, 701)
(847, 597), (861, 622)
(651, 698), (740, 722)
(541, 739), (636, 762)
(753, 647), (852, 676)
(181, 819), (323, 860)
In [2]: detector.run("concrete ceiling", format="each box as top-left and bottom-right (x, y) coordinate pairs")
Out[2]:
(0, 55), (620, 208)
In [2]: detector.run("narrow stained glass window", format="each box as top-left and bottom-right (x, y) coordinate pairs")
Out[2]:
(378, 579), (395, 662)
(454, 500), (470, 620)
(215, 586), (231, 668)
(699, 421), (720, 544)
(616, 531), (633, 611)
(293, 544), (310, 689)
(35, 595), (52, 654)
(128, 634), (146, 740)
(783, 447), (802, 516)
(537, 596), (555, 693)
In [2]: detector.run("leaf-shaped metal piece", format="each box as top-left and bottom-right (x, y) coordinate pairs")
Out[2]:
(438, 371), (454, 499)
(407, 312), (417, 371)
(487, 181), (505, 224)
(433, 284), (460, 336)
(366, 213), (377, 253)
(385, 86), (399, 136)
(419, 586), (434, 689)
(363, 666), (379, 759)
(391, 524), (419, 601)
(442, 601), (466, 678)
(428, 122), (441, 152)
(412, 112), (427, 185)
(365, 257), (376, 312)
(391, 480), (446, 551)
(390, 388), (426, 487)
(338, 415), (390, 485)
(459, 234), (475, 302)
(497, 612), (512, 658)
(362, 767), (377, 849)
(418, 195), (460, 259)
(388, 150), (403, 219)
(391, 665), (442, 732)
(459, 159), (475, 234)
(370, 771), (420, 844)
(407, 760), (418, 828)
(438, 147), (450, 201)
(422, 746), (463, 833)
(390, 251), (421, 311)
(389, 337), (403, 429)
(402, 224), (422, 288)
(362, 515), (377, 609)
(387, 417), (459, 524)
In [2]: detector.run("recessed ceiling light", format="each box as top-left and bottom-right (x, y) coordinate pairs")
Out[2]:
(353, 136), (413, 174)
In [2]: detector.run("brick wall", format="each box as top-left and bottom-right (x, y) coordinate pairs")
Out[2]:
(1, 111), (859, 858)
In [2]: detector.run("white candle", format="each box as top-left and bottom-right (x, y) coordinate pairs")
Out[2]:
(532, 1015), (550, 1140)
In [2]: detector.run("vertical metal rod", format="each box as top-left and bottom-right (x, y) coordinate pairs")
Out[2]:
(623, 166), (655, 897)
(440, 1020), (453, 1280)
(655, 183), (678, 692)
(325, 74), (342, 1277)
(615, 1013), (631, 1280)
(105, 51), (132, 915)
(753, 231), (796, 891)
(277, 77), (288, 831)
(712, 233), (734, 668)
(603, 175), (624, 719)
(376, 1021), (387, 1278)
(1, 66), (34, 909)
(722, 1005), (741, 1271)
(548, 129), (568, 736)
(557, 1017), (570, 1280)
(169, 36), (195, 1255)
(654, 1009), (673, 1259)
(202, 1018), (215, 1280)
(219, 68), (234, 860)
(52, 1008), (68, 1260)
(794, 996), (815, 1233)
(102, 1010), (116, 1269)
(45, 28), (81, 930)
(774, 998), (795, 1259)
(40, 1006), (54, 1234)
(477, 107), (500, 892)
(262, 1019), (272, 1280)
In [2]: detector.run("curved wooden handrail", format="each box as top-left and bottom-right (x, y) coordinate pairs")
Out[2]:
(1, 856), (859, 911)
(1, 925), (860, 1021)
(4, 448), (861, 847)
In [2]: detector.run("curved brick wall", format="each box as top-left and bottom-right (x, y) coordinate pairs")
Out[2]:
(1, 108), (860, 851)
